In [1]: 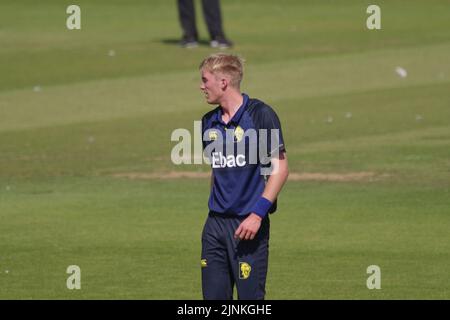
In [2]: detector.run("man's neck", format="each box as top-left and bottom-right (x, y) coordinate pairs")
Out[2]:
(220, 91), (244, 121)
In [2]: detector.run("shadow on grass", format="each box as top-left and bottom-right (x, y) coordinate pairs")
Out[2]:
(159, 38), (211, 47)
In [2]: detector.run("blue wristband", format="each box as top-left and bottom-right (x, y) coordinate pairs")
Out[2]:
(251, 197), (273, 219)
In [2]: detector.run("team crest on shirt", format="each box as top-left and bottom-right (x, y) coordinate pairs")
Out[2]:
(208, 130), (218, 141)
(239, 262), (251, 279)
(234, 126), (244, 142)
(201, 259), (207, 268)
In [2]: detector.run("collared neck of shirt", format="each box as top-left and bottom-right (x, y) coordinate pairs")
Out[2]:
(212, 94), (249, 126)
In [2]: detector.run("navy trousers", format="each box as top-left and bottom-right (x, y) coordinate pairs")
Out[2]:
(201, 212), (270, 300)
(177, 0), (225, 41)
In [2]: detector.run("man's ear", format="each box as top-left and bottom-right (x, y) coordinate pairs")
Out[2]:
(220, 77), (228, 90)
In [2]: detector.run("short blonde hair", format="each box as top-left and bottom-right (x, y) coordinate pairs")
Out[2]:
(199, 53), (244, 88)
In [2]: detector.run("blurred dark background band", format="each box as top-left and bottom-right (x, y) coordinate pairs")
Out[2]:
(177, 0), (233, 48)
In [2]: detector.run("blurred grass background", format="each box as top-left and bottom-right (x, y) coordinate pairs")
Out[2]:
(0, 0), (449, 299)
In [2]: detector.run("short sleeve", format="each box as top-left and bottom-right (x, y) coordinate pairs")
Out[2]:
(258, 106), (286, 158)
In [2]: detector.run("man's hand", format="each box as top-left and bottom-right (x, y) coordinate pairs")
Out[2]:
(234, 213), (262, 241)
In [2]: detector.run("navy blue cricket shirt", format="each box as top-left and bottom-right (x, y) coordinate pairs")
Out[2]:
(201, 94), (286, 217)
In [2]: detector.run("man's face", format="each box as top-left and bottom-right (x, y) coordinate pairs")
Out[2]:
(200, 69), (224, 105)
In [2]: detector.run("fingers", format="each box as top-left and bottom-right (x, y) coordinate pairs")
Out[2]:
(245, 230), (254, 240)
(234, 224), (243, 239)
(235, 224), (246, 240)
(237, 228), (250, 241)
(235, 225), (255, 241)
(235, 217), (261, 241)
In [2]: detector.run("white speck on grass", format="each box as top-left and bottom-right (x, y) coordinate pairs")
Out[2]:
(395, 67), (408, 78)
(345, 112), (352, 119)
(5, 270), (9, 274)
(415, 114), (423, 121)
(325, 116), (333, 124)
(87, 136), (95, 143)
(108, 50), (116, 57)
(6, 186), (11, 191)
(33, 86), (42, 92)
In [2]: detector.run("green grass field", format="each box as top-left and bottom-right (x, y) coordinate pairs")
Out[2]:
(1, 0), (449, 299)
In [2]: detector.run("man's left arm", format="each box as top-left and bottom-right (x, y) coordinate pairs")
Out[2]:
(234, 152), (289, 240)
